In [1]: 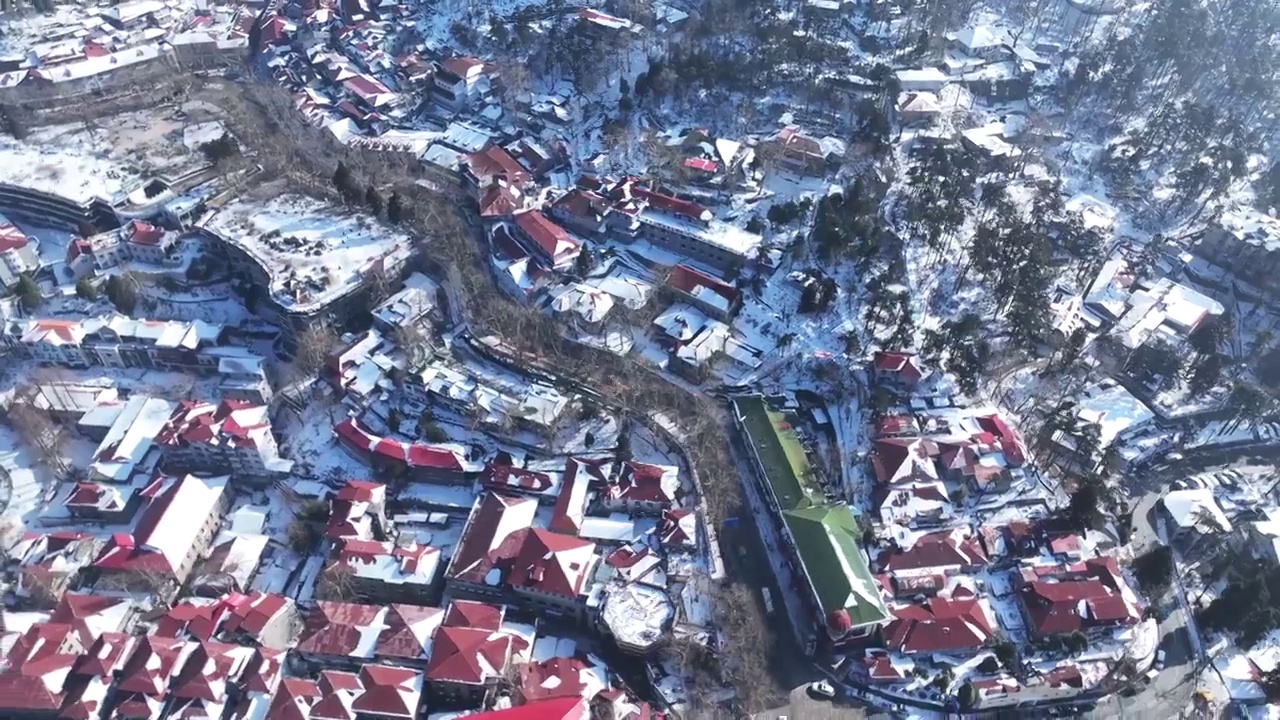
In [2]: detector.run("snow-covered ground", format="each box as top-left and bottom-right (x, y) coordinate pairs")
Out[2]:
(202, 193), (413, 312)
(0, 110), (208, 204)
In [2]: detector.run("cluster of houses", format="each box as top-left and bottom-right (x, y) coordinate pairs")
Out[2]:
(0, 0), (257, 106)
(1, 314), (273, 403)
(0, 580), (656, 719)
(731, 349), (1156, 709)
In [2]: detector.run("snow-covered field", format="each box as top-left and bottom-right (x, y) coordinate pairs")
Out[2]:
(203, 194), (413, 312)
(0, 110), (207, 204)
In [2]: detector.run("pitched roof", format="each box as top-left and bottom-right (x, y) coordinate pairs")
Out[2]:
(607, 461), (679, 507)
(465, 146), (530, 185)
(883, 598), (995, 653)
(375, 605), (445, 661)
(1016, 557), (1142, 636)
(442, 600), (504, 632)
(507, 529), (597, 598)
(513, 210), (580, 264)
(667, 264), (739, 310)
(871, 438), (940, 486)
(424, 625), (513, 685)
(465, 696), (589, 720)
(873, 350), (924, 382)
(448, 492), (538, 586)
(93, 474), (227, 576)
(878, 528), (988, 574)
(296, 601), (386, 659)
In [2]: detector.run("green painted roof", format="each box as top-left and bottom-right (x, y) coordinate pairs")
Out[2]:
(784, 504), (890, 628)
(734, 396), (889, 629)
(733, 396), (820, 511)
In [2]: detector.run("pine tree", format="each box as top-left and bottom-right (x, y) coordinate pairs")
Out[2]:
(332, 163), (357, 203)
(387, 193), (403, 224)
(14, 274), (41, 310)
(75, 276), (98, 301)
(365, 184), (383, 215)
(574, 247), (595, 277)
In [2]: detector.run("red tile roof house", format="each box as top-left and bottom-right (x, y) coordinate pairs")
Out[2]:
(10, 532), (101, 606)
(159, 591), (299, 650)
(549, 188), (614, 237)
(295, 601), (447, 670)
(601, 461), (681, 515)
(871, 350), (927, 391)
(63, 480), (144, 523)
(469, 696), (591, 720)
(510, 210), (582, 271)
(1015, 557), (1143, 639)
(462, 146), (531, 192)
(447, 492), (600, 624)
(876, 527), (990, 577)
(881, 596), (996, 655)
(333, 418), (479, 484)
(664, 264), (741, 322)
(265, 665), (424, 720)
(0, 622), (91, 717)
(154, 399), (292, 480)
(91, 474), (229, 599)
(424, 600), (525, 709)
(324, 480), (391, 543)
(326, 538), (443, 605)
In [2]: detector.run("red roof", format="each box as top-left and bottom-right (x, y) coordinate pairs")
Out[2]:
(976, 414), (1026, 467)
(507, 528), (596, 597)
(513, 210), (579, 263)
(425, 626), (512, 685)
(0, 223), (30, 253)
(873, 350), (924, 382)
(376, 605), (444, 660)
(870, 438), (939, 486)
(628, 184), (711, 222)
(465, 146), (530, 185)
(266, 678), (321, 720)
(667, 264), (739, 307)
(221, 592), (290, 638)
(467, 696), (589, 720)
(443, 600), (504, 631)
(334, 418), (465, 471)
(115, 636), (187, 698)
(1017, 557), (1141, 636)
(350, 664), (421, 718)
(297, 601), (385, 658)
(878, 528), (988, 573)
(448, 492), (536, 586)
(482, 463), (555, 494)
(682, 157), (718, 173)
(126, 219), (164, 245)
(548, 458), (590, 535)
(883, 598), (994, 653)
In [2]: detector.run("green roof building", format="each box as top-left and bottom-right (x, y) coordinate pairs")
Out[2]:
(733, 396), (890, 640)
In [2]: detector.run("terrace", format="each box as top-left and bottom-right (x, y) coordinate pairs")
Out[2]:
(203, 194), (413, 313)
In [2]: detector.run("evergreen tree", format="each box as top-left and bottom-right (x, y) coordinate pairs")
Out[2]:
(75, 276), (98, 301)
(365, 184), (384, 215)
(574, 247), (595, 276)
(14, 274), (41, 310)
(387, 192), (403, 224)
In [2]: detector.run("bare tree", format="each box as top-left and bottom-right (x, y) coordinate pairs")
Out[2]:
(289, 324), (340, 383)
(315, 561), (359, 601)
(6, 399), (70, 475)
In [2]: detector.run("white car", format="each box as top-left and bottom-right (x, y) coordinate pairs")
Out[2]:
(808, 680), (836, 699)
(1155, 650), (1167, 670)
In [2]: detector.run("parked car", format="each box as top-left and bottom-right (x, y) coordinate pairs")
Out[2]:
(1155, 650), (1167, 670)
(808, 681), (835, 699)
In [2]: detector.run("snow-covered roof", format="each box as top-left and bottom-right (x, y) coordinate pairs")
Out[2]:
(89, 395), (175, 482)
(1072, 382), (1154, 448)
(1163, 489), (1232, 533)
(947, 25), (1014, 52)
(600, 582), (673, 650)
